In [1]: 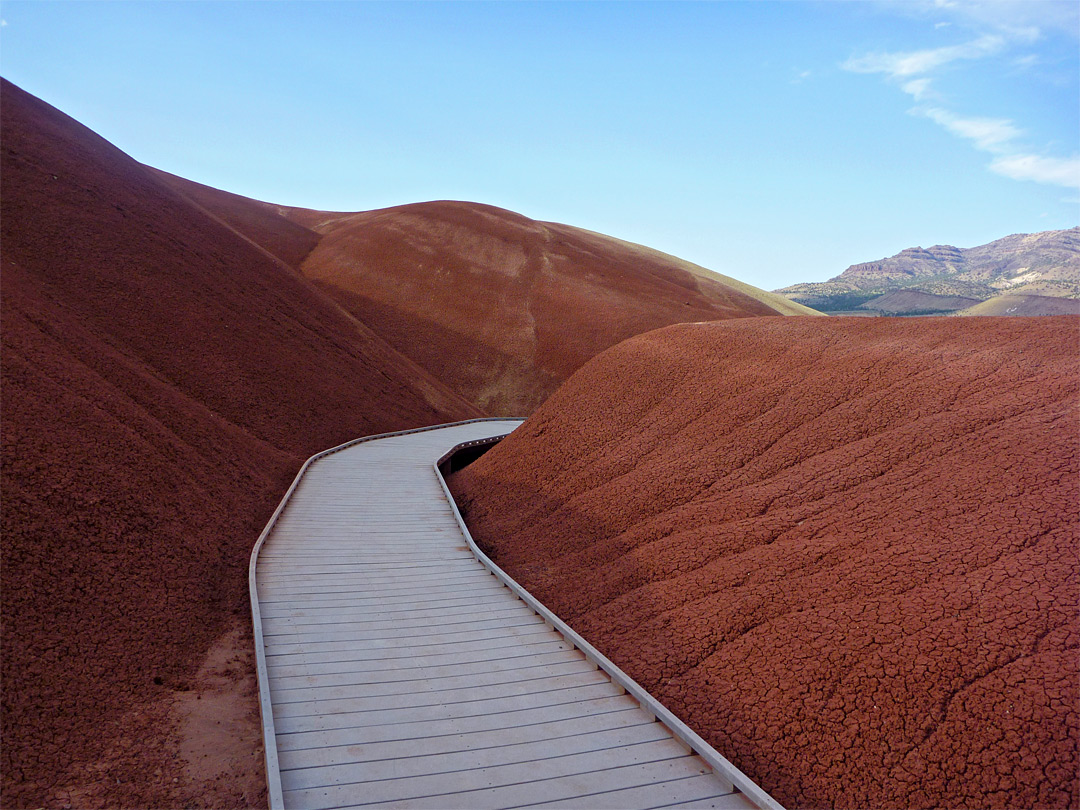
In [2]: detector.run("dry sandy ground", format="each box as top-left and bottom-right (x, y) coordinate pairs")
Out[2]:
(48, 620), (266, 810)
(451, 316), (1079, 810)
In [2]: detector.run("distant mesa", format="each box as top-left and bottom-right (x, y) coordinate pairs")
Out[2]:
(777, 227), (1080, 315)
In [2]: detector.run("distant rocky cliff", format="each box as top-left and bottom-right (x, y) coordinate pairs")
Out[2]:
(777, 227), (1079, 315)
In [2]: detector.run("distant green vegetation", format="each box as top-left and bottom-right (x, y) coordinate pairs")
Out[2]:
(815, 292), (881, 311)
(872, 308), (966, 317)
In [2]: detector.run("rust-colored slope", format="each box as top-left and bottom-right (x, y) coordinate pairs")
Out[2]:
(0, 79), (478, 808)
(450, 316), (1079, 809)
(297, 201), (808, 415)
(150, 168), (322, 271)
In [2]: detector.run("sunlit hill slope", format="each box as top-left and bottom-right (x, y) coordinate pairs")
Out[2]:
(451, 315), (1080, 810)
(159, 175), (820, 415)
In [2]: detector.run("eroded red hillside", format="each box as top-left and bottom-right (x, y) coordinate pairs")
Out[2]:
(150, 168), (322, 271)
(294, 201), (814, 414)
(450, 316), (1080, 809)
(1, 79), (478, 808)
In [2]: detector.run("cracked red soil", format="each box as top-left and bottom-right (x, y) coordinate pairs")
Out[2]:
(450, 316), (1080, 809)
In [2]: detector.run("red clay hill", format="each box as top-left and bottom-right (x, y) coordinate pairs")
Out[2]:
(157, 174), (818, 415)
(293, 203), (821, 414)
(1, 79), (812, 808)
(450, 316), (1079, 809)
(0, 78), (480, 808)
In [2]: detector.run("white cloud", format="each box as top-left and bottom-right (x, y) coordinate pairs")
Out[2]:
(947, 0), (1077, 39)
(919, 107), (1022, 152)
(915, 106), (1079, 189)
(791, 69), (812, 85)
(845, 14), (1077, 191)
(909, 107), (1077, 189)
(901, 78), (934, 99)
(989, 154), (1080, 188)
(1011, 53), (1039, 70)
(843, 34), (1004, 78)
(871, 0), (1079, 39)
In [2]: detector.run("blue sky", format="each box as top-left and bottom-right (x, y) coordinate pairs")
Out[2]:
(1, 1), (1076, 289)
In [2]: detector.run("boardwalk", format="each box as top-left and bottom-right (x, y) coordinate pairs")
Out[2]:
(250, 420), (781, 810)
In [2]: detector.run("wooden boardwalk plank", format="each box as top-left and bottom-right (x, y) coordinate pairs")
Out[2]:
(266, 650), (591, 695)
(266, 656), (597, 702)
(264, 639), (575, 681)
(283, 740), (703, 810)
(255, 583), (505, 609)
(518, 774), (749, 810)
(250, 419), (779, 810)
(262, 619), (555, 650)
(260, 604), (537, 633)
(279, 721), (673, 791)
(274, 681), (628, 736)
(272, 669), (611, 720)
(259, 601), (531, 625)
(319, 756), (716, 810)
(277, 709), (660, 772)
(273, 695), (644, 753)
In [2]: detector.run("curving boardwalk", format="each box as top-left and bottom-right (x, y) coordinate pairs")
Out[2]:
(250, 420), (782, 810)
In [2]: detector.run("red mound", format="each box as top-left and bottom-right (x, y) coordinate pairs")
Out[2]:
(291, 202), (811, 414)
(1, 79), (478, 808)
(150, 168), (322, 271)
(450, 316), (1080, 809)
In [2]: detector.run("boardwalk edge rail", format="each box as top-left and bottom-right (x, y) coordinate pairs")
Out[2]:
(249, 417), (785, 810)
(434, 434), (786, 810)
(248, 418), (520, 810)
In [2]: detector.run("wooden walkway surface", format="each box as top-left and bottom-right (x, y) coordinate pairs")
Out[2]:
(250, 420), (782, 810)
